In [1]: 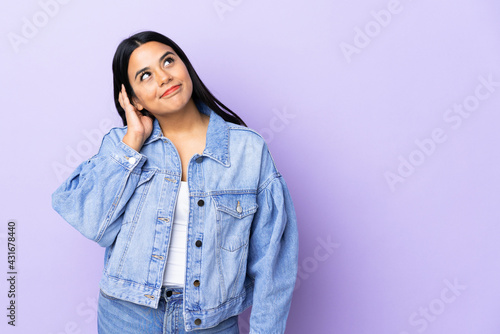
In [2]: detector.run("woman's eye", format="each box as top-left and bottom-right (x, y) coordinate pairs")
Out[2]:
(139, 58), (173, 81)
(164, 57), (174, 66)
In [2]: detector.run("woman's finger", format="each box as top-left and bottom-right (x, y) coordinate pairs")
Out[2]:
(120, 84), (145, 130)
(119, 85), (126, 109)
(118, 91), (124, 110)
(122, 88), (133, 110)
(119, 85), (127, 109)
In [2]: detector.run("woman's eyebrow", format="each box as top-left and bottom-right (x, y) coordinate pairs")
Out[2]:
(134, 51), (175, 80)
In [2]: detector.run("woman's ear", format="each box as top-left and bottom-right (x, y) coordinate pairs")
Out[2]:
(132, 97), (144, 111)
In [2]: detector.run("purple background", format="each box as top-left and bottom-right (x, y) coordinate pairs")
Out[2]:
(2, 0), (500, 333)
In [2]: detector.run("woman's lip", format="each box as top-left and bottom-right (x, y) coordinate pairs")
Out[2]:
(161, 85), (181, 98)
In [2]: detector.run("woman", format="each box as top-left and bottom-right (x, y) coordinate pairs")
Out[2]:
(52, 31), (299, 334)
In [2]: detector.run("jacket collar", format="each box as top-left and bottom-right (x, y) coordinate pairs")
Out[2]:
(142, 100), (230, 167)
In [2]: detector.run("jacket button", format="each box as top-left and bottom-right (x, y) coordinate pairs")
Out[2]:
(197, 200), (204, 206)
(194, 318), (202, 326)
(196, 156), (203, 163)
(166, 291), (172, 297)
(193, 280), (200, 287)
(195, 240), (202, 247)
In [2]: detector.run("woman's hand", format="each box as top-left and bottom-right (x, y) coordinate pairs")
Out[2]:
(119, 84), (153, 152)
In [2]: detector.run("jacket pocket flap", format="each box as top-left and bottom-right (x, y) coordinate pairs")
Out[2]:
(137, 170), (156, 187)
(213, 193), (258, 219)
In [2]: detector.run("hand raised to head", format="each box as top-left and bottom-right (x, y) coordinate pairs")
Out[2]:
(119, 84), (154, 152)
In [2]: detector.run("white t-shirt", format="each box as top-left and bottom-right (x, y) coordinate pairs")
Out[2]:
(162, 180), (189, 287)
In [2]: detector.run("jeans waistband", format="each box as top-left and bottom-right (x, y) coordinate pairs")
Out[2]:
(161, 286), (184, 300)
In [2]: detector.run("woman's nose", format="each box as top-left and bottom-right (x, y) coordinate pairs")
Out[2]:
(156, 69), (171, 86)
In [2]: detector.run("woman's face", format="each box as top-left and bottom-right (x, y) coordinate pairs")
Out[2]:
(127, 41), (193, 117)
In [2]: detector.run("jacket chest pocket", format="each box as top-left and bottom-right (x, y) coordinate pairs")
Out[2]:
(134, 170), (156, 200)
(121, 170), (156, 227)
(137, 170), (156, 188)
(212, 193), (258, 252)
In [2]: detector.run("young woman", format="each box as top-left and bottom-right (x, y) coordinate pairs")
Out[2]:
(52, 31), (298, 334)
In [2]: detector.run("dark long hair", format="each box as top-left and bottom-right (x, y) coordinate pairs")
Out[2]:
(112, 31), (246, 126)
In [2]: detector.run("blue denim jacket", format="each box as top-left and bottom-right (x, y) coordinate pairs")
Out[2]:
(51, 100), (299, 333)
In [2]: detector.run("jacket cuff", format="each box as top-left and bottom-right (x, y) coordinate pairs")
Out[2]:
(110, 139), (147, 173)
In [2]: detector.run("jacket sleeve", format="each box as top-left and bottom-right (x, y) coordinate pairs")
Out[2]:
(247, 168), (299, 334)
(51, 129), (147, 247)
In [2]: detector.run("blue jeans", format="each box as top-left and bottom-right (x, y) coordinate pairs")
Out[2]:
(98, 286), (240, 333)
